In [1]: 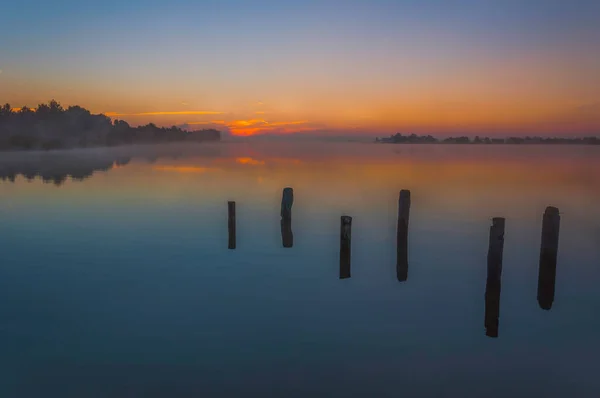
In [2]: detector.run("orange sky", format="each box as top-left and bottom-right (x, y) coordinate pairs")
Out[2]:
(1, 2), (599, 136)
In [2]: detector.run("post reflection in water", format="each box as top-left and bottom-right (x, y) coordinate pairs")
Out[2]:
(485, 217), (505, 338)
(281, 187), (294, 248)
(538, 206), (561, 310)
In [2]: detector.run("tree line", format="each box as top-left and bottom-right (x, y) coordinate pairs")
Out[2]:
(377, 133), (600, 145)
(0, 100), (220, 151)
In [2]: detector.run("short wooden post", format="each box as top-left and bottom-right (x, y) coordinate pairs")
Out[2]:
(485, 217), (505, 338)
(228, 201), (236, 250)
(281, 188), (294, 248)
(537, 206), (560, 310)
(397, 190), (411, 281)
(340, 216), (352, 279)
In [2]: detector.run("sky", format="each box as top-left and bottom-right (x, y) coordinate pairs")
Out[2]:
(1, 0), (599, 137)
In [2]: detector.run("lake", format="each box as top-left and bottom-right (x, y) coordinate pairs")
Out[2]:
(1, 142), (599, 397)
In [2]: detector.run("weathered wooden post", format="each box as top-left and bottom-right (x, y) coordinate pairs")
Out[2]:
(485, 217), (505, 338)
(537, 206), (560, 310)
(397, 189), (411, 281)
(281, 188), (294, 248)
(340, 216), (352, 279)
(228, 201), (236, 250)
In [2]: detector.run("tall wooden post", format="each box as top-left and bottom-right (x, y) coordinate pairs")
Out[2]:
(485, 217), (505, 338)
(340, 216), (352, 279)
(228, 201), (236, 250)
(281, 188), (294, 248)
(397, 190), (411, 281)
(538, 206), (560, 310)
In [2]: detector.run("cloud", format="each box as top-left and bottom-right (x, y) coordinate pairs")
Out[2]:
(180, 118), (322, 137)
(236, 157), (265, 166)
(267, 121), (308, 127)
(0, 69), (3, 74)
(105, 110), (223, 117)
(228, 119), (264, 127)
(255, 111), (266, 115)
(223, 119), (314, 136)
(202, 119), (316, 136)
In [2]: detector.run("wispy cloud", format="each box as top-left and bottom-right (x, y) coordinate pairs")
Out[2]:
(180, 118), (320, 136)
(225, 119), (313, 136)
(219, 119), (316, 136)
(236, 157), (265, 166)
(105, 111), (223, 117)
(268, 121), (308, 127)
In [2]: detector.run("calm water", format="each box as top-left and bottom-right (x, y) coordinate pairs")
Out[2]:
(1, 143), (599, 397)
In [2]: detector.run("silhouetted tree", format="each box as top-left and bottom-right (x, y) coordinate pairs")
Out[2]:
(1, 99), (220, 151)
(0, 103), (12, 118)
(35, 102), (51, 118)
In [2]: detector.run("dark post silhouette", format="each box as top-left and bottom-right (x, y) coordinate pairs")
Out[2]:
(485, 217), (505, 338)
(228, 201), (236, 250)
(538, 206), (560, 310)
(340, 216), (352, 279)
(281, 187), (294, 248)
(397, 189), (411, 281)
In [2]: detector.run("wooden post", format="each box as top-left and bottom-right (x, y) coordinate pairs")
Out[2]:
(397, 190), (411, 281)
(538, 206), (560, 310)
(485, 217), (505, 338)
(228, 201), (236, 250)
(340, 216), (352, 279)
(281, 188), (294, 248)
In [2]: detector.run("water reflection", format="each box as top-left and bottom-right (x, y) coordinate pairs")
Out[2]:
(538, 207), (561, 310)
(485, 217), (505, 338)
(281, 187), (294, 248)
(340, 215), (352, 279)
(0, 150), (134, 185)
(1, 143), (600, 397)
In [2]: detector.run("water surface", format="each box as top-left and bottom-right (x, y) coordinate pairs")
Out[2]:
(1, 143), (599, 397)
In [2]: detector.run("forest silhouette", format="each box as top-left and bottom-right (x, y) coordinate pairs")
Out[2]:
(0, 100), (220, 151)
(378, 133), (600, 145)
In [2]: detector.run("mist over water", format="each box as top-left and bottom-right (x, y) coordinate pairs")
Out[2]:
(1, 142), (599, 397)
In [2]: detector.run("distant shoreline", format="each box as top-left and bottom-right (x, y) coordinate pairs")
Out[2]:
(376, 133), (600, 145)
